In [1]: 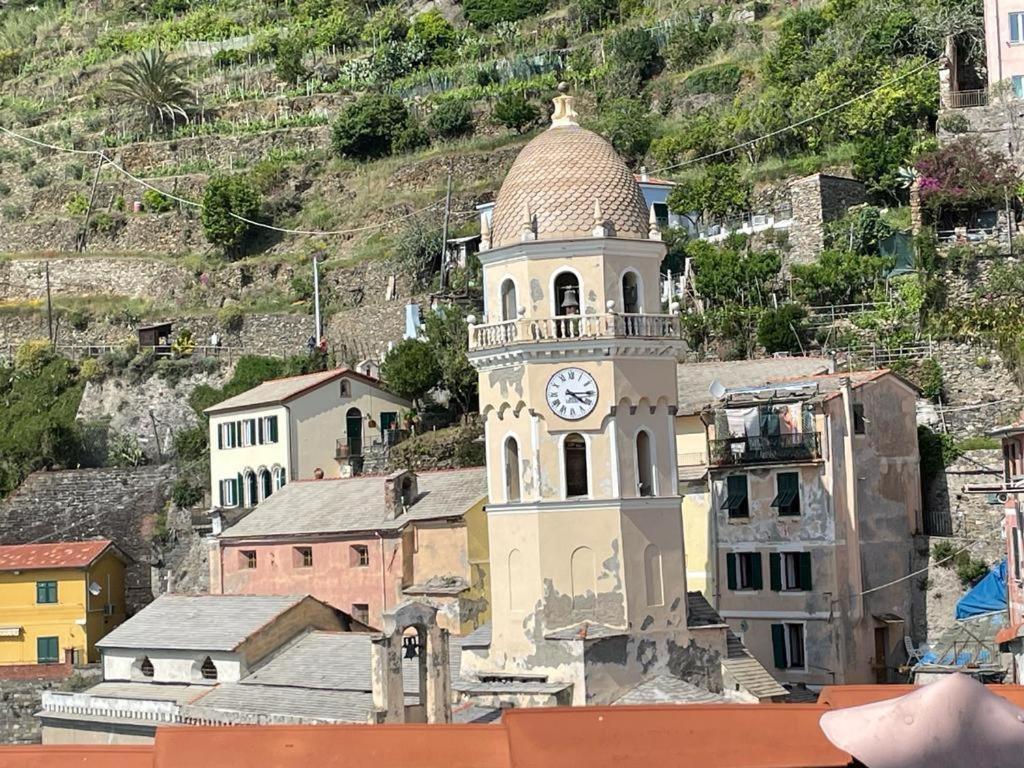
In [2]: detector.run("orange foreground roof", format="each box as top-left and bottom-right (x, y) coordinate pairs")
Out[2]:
(0, 745), (152, 768)
(819, 683), (1024, 709)
(0, 540), (116, 572)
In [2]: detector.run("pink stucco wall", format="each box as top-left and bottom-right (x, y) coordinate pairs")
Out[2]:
(1003, 434), (1024, 628)
(215, 536), (406, 629)
(984, 0), (1024, 88)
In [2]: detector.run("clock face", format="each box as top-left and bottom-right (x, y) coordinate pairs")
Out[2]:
(546, 367), (599, 420)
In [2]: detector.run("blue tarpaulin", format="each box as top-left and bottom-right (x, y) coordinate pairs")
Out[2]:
(956, 560), (1008, 620)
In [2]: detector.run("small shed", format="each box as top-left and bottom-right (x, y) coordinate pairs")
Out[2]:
(137, 322), (173, 358)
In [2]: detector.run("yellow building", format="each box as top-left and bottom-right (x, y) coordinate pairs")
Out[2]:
(0, 540), (127, 665)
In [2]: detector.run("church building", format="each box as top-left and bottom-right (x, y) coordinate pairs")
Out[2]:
(456, 87), (779, 706)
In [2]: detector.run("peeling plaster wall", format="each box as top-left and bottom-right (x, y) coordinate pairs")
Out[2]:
(682, 482), (713, 595)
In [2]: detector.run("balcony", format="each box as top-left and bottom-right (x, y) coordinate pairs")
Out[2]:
(708, 432), (821, 467)
(469, 312), (681, 351)
(943, 89), (989, 109)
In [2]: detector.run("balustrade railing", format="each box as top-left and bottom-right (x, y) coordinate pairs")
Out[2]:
(469, 313), (681, 350)
(709, 432), (821, 466)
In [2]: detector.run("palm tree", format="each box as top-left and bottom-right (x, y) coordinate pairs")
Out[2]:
(108, 48), (194, 133)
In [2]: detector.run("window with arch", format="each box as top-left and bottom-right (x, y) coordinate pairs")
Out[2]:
(500, 278), (518, 322)
(570, 546), (596, 612)
(636, 430), (655, 497)
(564, 433), (588, 498)
(273, 467), (287, 490)
(199, 656), (218, 681)
(340, 379), (351, 398)
(134, 656), (154, 679)
(244, 471), (258, 507)
(504, 436), (521, 502)
(259, 468), (272, 500)
(644, 544), (664, 607)
(553, 271), (581, 317)
(622, 270), (641, 314)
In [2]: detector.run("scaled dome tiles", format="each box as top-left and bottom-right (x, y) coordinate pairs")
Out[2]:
(490, 125), (650, 248)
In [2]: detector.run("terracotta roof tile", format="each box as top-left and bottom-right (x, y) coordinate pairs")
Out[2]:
(0, 540), (115, 572)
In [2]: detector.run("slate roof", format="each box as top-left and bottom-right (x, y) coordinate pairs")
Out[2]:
(204, 367), (405, 414)
(0, 539), (121, 571)
(96, 594), (311, 651)
(185, 684), (397, 724)
(460, 623), (492, 649)
(676, 358), (831, 415)
(687, 592), (787, 700)
(72, 682), (210, 705)
(544, 623), (627, 640)
(613, 675), (724, 705)
(220, 468), (487, 539)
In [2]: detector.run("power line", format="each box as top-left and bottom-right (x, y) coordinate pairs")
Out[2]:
(0, 125), (466, 237)
(647, 57), (940, 175)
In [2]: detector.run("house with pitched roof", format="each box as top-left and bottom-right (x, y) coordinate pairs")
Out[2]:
(210, 467), (489, 633)
(204, 368), (411, 510)
(0, 540), (127, 665)
(674, 362), (922, 688)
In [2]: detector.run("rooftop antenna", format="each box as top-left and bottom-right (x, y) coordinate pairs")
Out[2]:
(709, 380), (727, 400)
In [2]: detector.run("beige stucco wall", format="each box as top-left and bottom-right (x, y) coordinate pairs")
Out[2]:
(208, 404), (289, 506)
(288, 375), (411, 480)
(682, 483), (712, 595)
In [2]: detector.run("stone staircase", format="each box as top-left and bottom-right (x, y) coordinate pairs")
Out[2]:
(0, 465), (176, 612)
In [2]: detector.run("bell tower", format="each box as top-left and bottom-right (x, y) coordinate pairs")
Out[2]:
(465, 87), (693, 703)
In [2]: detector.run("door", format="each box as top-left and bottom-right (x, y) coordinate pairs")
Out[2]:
(346, 407), (363, 456)
(874, 627), (888, 683)
(380, 411), (398, 444)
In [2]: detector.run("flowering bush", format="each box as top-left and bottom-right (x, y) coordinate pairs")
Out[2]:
(914, 137), (1018, 211)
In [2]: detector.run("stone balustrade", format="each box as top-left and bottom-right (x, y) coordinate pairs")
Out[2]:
(468, 312), (681, 351)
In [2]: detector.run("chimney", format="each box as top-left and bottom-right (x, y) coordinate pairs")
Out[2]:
(384, 469), (418, 519)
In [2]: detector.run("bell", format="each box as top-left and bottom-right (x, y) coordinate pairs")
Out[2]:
(560, 286), (580, 314)
(403, 640), (419, 659)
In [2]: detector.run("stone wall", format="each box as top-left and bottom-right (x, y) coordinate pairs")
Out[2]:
(927, 341), (1024, 435)
(0, 670), (101, 744)
(0, 466), (176, 613)
(0, 256), (193, 302)
(937, 102), (1014, 157)
(786, 173), (866, 266)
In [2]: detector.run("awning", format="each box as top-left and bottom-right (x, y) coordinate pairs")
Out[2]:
(873, 613), (904, 625)
(0, 626), (22, 637)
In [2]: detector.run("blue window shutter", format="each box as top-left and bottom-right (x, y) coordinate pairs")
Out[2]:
(750, 552), (763, 590)
(771, 624), (788, 668)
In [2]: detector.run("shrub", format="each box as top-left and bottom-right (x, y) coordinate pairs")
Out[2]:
(393, 120), (430, 154)
(683, 64), (742, 95)
(78, 358), (102, 382)
(918, 357), (944, 402)
(937, 112), (970, 135)
(492, 92), (539, 133)
(606, 27), (661, 85)
(757, 304), (808, 354)
(173, 426), (208, 463)
(932, 540), (955, 562)
(217, 304), (244, 332)
(464, 0), (547, 28)
(274, 33), (308, 85)
(395, 215), (444, 287)
(28, 169), (51, 188)
(142, 188), (174, 213)
(408, 10), (458, 61)
(592, 97), (654, 164)
(362, 5), (408, 44)
(89, 212), (124, 234)
(171, 478), (204, 508)
(427, 99), (474, 139)
(568, 0), (618, 31)
(14, 340), (54, 374)
(955, 554), (989, 586)
(66, 308), (92, 331)
(66, 193), (89, 216)
(667, 163), (750, 223)
(108, 431), (146, 468)
(200, 175), (261, 255)
(331, 93), (412, 160)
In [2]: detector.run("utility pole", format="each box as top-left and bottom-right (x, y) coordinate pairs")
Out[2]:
(77, 154), (106, 252)
(45, 261), (53, 345)
(312, 252), (322, 342)
(438, 159), (453, 292)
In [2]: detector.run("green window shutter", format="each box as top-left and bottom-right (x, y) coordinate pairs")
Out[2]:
(799, 552), (813, 590)
(37, 636), (58, 664)
(726, 553), (737, 591)
(218, 481), (225, 507)
(269, 416), (279, 442)
(771, 624), (788, 669)
(257, 418), (264, 444)
(217, 424), (223, 450)
(750, 552), (763, 590)
(769, 552), (782, 592)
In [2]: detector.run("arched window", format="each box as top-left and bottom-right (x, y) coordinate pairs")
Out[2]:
(636, 430), (655, 497)
(401, 477), (414, 506)
(274, 467), (287, 490)
(500, 278), (518, 322)
(564, 433), (588, 498)
(622, 270), (641, 314)
(346, 407), (363, 457)
(259, 468), (272, 500)
(553, 272), (581, 317)
(140, 656), (154, 678)
(508, 549), (527, 611)
(244, 471), (258, 507)
(570, 546), (596, 612)
(199, 656), (218, 681)
(644, 544), (664, 607)
(504, 436), (521, 502)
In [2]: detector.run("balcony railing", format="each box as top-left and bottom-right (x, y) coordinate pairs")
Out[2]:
(469, 312), (681, 351)
(943, 89), (989, 109)
(709, 432), (821, 466)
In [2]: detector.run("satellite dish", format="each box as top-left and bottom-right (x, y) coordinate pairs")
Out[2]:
(88, 581), (102, 596)
(709, 379), (727, 399)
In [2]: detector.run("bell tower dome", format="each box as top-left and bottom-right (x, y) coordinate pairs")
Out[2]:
(465, 87), (694, 705)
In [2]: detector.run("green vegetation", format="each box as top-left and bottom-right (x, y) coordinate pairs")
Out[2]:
(107, 48), (194, 132)
(379, 339), (442, 405)
(331, 93), (417, 160)
(200, 175), (262, 255)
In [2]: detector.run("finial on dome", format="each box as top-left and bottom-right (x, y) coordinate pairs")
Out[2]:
(648, 204), (662, 241)
(592, 199), (607, 237)
(520, 201), (536, 241)
(479, 211), (492, 252)
(551, 82), (579, 128)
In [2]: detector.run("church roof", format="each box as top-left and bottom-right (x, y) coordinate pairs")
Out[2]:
(488, 94), (650, 249)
